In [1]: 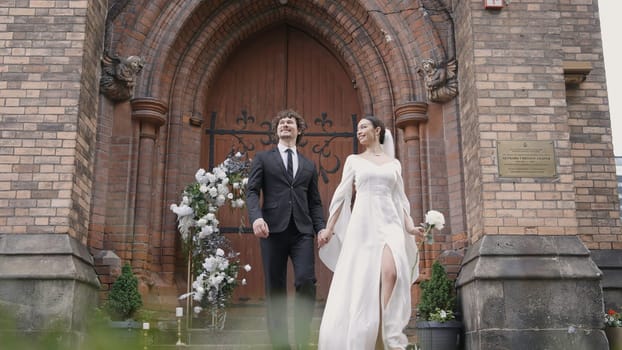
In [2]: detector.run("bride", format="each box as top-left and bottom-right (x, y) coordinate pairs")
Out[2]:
(316, 115), (422, 350)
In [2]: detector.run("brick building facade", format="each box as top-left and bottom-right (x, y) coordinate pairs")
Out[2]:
(0, 0), (620, 348)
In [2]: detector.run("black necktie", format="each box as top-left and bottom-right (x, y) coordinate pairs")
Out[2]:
(286, 149), (294, 179)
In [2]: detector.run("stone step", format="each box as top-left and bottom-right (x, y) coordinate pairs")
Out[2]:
(148, 304), (321, 348)
(140, 304), (418, 348)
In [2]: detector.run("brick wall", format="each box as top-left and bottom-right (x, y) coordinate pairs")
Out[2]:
(454, 0), (483, 240)
(561, 0), (622, 249)
(0, 0), (106, 240)
(455, 0), (590, 242)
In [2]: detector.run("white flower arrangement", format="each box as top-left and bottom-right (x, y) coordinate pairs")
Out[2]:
(171, 151), (252, 313)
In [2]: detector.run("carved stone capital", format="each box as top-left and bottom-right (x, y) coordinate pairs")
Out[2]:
(131, 97), (168, 138)
(395, 102), (428, 128)
(395, 102), (428, 142)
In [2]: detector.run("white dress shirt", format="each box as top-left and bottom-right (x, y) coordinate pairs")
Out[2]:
(277, 143), (298, 178)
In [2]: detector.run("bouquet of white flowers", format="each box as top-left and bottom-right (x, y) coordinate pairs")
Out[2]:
(420, 210), (445, 245)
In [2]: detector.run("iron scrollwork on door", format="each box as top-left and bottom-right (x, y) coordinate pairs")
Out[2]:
(310, 112), (358, 184)
(205, 110), (358, 182)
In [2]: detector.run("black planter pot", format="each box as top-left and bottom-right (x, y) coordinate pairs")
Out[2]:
(415, 320), (462, 350)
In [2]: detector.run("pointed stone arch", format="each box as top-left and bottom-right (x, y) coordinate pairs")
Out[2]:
(97, 0), (463, 294)
(107, 1), (456, 117)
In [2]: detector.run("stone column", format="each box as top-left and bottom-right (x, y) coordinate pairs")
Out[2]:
(130, 98), (168, 276)
(395, 102), (429, 271)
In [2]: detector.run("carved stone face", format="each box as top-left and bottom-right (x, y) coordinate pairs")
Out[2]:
(126, 56), (144, 72)
(116, 56), (145, 85)
(422, 60), (434, 73)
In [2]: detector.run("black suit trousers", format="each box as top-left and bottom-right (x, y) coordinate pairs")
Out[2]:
(260, 218), (316, 349)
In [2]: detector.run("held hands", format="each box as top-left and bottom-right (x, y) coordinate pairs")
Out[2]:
(252, 218), (270, 238)
(317, 228), (332, 248)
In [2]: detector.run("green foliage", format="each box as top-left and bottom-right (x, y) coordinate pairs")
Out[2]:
(418, 261), (456, 321)
(106, 263), (143, 320)
(0, 306), (147, 350)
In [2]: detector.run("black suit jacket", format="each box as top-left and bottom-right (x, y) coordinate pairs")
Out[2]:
(247, 148), (325, 234)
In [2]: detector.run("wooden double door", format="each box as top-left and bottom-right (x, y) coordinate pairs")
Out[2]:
(203, 25), (362, 302)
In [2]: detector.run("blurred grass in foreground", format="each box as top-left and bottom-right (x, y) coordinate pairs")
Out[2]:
(0, 307), (151, 350)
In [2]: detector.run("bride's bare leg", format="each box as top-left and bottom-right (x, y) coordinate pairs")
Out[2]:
(381, 245), (397, 308)
(377, 245), (400, 350)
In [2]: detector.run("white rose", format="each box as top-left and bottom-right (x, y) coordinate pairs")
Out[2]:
(199, 184), (208, 193)
(425, 210), (445, 230)
(216, 248), (225, 256)
(170, 204), (193, 217)
(200, 225), (213, 237)
(207, 173), (216, 183)
(195, 168), (207, 183)
(244, 264), (251, 272)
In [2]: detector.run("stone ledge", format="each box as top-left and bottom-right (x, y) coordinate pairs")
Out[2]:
(0, 234), (94, 265)
(457, 235), (600, 287)
(0, 234), (100, 288)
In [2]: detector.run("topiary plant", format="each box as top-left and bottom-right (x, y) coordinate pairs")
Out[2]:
(418, 260), (456, 322)
(106, 263), (143, 321)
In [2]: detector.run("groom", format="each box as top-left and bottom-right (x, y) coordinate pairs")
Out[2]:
(246, 109), (326, 350)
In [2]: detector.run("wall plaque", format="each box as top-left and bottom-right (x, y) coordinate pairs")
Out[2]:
(497, 141), (556, 178)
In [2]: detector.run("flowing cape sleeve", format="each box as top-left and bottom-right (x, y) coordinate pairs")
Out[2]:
(393, 159), (420, 284)
(319, 155), (355, 271)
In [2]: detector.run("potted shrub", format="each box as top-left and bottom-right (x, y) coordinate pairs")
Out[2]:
(105, 263), (143, 329)
(415, 260), (462, 350)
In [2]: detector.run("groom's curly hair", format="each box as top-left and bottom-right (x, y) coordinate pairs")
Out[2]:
(362, 115), (386, 144)
(272, 109), (307, 145)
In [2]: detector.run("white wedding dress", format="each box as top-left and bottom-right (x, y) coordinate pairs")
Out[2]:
(318, 155), (419, 350)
